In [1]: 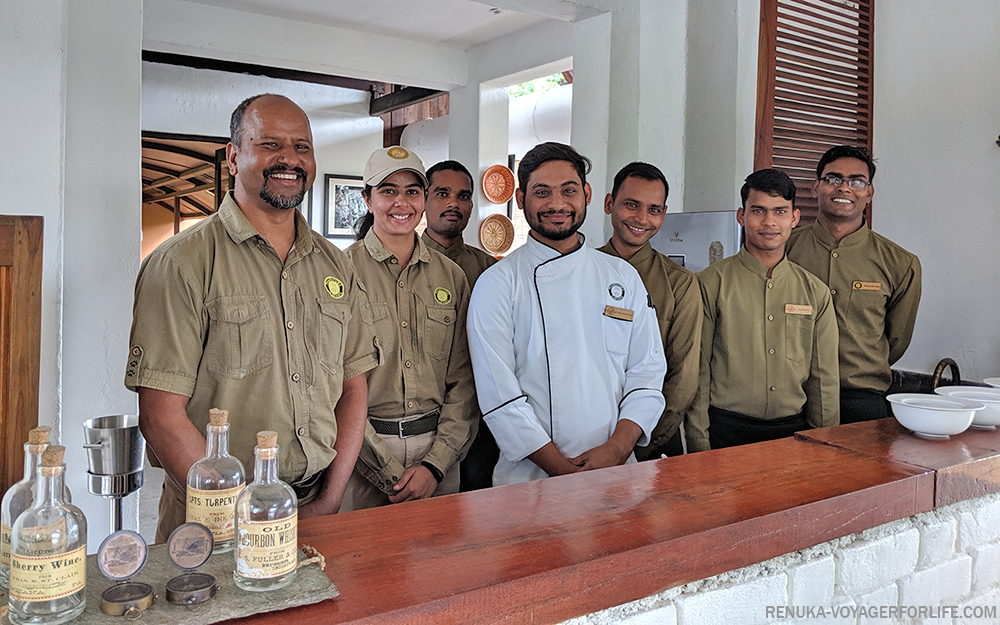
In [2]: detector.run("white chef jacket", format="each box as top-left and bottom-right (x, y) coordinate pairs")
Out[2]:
(467, 234), (667, 485)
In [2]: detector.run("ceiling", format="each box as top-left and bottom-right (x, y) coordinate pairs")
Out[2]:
(182, 0), (552, 49)
(141, 135), (228, 217)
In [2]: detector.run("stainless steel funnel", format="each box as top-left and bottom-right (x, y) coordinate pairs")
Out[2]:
(83, 415), (146, 533)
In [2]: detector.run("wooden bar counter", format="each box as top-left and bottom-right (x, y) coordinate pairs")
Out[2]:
(227, 420), (1000, 625)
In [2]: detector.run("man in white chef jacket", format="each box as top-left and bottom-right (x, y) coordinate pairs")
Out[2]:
(467, 142), (667, 486)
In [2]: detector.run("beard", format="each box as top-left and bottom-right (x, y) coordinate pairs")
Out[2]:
(526, 206), (586, 241)
(260, 165), (308, 210)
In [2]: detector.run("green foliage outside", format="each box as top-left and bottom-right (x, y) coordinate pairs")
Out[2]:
(508, 73), (570, 98)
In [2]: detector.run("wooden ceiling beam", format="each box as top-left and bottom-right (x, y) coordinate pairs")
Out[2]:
(370, 87), (448, 117)
(143, 163), (215, 192)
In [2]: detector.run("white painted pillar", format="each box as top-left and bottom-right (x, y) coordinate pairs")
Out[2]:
(62, 0), (144, 541)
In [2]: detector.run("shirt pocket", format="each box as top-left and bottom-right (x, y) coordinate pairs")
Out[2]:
(317, 300), (350, 375)
(846, 287), (887, 339)
(424, 305), (457, 361)
(784, 316), (812, 363)
(602, 312), (633, 358)
(363, 302), (394, 356)
(205, 295), (273, 379)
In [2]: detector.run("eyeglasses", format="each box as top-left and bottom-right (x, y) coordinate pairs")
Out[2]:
(820, 175), (871, 190)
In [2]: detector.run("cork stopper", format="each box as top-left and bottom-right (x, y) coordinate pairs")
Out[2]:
(257, 431), (277, 460)
(40, 445), (65, 476)
(256, 431), (278, 448)
(28, 426), (52, 445)
(208, 408), (229, 427)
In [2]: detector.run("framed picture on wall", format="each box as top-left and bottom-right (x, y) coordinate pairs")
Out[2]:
(324, 174), (366, 237)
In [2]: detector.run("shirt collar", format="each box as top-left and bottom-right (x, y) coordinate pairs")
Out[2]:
(599, 239), (653, 268)
(736, 246), (790, 278)
(524, 231), (586, 264)
(364, 228), (431, 265)
(219, 191), (316, 256)
(810, 220), (870, 249)
(420, 230), (466, 260)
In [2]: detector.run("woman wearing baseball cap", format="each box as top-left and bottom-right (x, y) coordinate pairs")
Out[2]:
(339, 146), (478, 511)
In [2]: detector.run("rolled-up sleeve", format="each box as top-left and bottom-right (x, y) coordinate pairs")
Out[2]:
(467, 272), (551, 463)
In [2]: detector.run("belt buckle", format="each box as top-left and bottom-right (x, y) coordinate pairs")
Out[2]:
(397, 419), (408, 438)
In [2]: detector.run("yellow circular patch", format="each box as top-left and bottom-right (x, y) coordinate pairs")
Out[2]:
(433, 287), (452, 305)
(387, 147), (410, 160)
(325, 277), (345, 299)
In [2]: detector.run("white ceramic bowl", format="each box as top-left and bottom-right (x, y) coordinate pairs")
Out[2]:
(984, 378), (1000, 388)
(935, 386), (1000, 428)
(887, 393), (985, 439)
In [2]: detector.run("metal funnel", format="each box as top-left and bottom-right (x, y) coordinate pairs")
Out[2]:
(83, 414), (146, 533)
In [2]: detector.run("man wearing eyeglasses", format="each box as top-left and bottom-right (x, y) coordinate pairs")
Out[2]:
(786, 146), (921, 424)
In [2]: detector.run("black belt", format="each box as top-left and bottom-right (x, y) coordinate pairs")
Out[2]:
(369, 410), (440, 438)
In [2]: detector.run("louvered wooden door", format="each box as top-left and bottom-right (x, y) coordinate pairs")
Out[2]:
(754, 0), (874, 224)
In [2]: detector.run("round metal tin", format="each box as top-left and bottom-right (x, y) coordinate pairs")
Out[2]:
(99, 581), (155, 618)
(166, 572), (217, 605)
(98, 530), (148, 581)
(167, 522), (214, 571)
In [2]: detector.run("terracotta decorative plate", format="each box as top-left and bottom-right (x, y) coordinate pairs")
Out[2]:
(482, 165), (516, 205)
(479, 213), (515, 256)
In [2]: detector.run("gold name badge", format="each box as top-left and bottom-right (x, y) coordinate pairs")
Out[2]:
(785, 304), (813, 315)
(853, 281), (882, 291)
(603, 305), (634, 322)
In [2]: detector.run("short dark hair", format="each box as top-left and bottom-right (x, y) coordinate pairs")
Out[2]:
(610, 162), (669, 202)
(517, 142), (592, 191)
(230, 93), (276, 147)
(740, 169), (797, 209)
(426, 160), (474, 193)
(816, 145), (876, 181)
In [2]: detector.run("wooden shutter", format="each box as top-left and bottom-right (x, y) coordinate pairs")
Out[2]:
(754, 0), (874, 224)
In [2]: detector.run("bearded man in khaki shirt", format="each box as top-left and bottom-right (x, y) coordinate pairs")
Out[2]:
(598, 162), (701, 459)
(786, 146), (921, 423)
(127, 95), (377, 541)
(690, 169), (839, 451)
(418, 160), (499, 491)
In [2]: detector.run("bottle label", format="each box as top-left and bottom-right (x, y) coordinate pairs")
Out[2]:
(9, 544), (86, 602)
(1, 522), (10, 567)
(187, 484), (244, 542)
(16, 518), (67, 556)
(236, 513), (297, 579)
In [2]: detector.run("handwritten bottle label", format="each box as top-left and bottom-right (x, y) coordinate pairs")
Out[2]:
(1, 522), (11, 568)
(236, 513), (297, 579)
(9, 544), (86, 601)
(187, 484), (244, 542)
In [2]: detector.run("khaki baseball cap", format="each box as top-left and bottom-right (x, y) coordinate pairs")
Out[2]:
(363, 146), (428, 187)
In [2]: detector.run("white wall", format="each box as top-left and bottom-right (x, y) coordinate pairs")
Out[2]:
(142, 62), (383, 245)
(873, 1), (1000, 381)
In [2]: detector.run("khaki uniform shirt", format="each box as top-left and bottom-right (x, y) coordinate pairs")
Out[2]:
(689, 248), (840, 452)
(598, 241), (702, 458)
(347, 230), (477, 493)
(126, 192), (379, 482)
(420, 231), (497, 289)
(786, 222), (921, 393)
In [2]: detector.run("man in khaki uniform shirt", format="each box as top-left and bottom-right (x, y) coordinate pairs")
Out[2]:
(419, 160), (499, 491)
(126, 95), (378, 541)
(340, 147), (477, 511)
(690, 169), (839, 451)
(597, 162), (701, 459)
(787, 146), (921, 423)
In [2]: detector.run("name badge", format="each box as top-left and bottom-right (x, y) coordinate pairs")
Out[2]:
(785, 304), (812, 315)
(853, 281), (882, 291)
(603, 305), (634, 322)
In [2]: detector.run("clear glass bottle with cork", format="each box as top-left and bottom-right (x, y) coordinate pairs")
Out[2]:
(187, 408), (246, 553)
(8, 445), (88, 625)
(1, 427), (71, 591)
(234, 431), (297, 591)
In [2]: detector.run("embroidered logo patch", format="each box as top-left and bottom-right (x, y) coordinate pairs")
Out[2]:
(434, 287), (452, 304)
(325, 277), (345, 299)
(608, 283), (625, 301)
(387, 146), (410, 160)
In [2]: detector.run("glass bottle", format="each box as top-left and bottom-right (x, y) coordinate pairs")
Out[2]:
(187, 408), (246, 553)
(1, 427), (70, 591)
(234, 431), (297, 591)
(8, 446), (87, 625)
